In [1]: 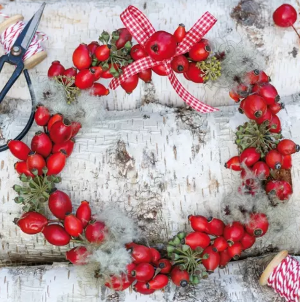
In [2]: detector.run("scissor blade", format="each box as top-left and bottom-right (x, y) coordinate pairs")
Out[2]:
(12, 3), (46, 52)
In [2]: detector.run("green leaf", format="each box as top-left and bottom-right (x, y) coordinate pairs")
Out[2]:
(13, 185), (22, 193)
(202, 253), (209, 260)
(20, 174), (28, 182)
(167, 245), (175, 253)
(111, 30), (120, 41)
(99, 31), (110, 43)
(181, 244), (190, 252)
(31, 169), (38, 176)
(102, 62), (109, 71)
(124, 41), (132, 51)
(42, 167), (48, 175)
(14, 196), (24, 204)
(177, 232), (186, 240)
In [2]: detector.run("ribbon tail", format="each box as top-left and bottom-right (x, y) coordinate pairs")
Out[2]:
(168, 72), (219, 113)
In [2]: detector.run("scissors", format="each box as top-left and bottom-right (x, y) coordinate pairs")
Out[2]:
(0, 3), (46, 152)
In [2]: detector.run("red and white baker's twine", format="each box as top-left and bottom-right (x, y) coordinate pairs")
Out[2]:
(0, 12), (47, 62)
(267, 255), (300, 302)
(109, 6), (218, 113)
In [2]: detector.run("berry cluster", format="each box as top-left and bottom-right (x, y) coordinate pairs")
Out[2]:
(166, 214), (268, 286)
(48, 25), (222, 103)
(226, 70), (298, 201)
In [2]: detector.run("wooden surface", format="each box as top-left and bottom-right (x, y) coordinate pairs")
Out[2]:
(0, 0), (300, 301)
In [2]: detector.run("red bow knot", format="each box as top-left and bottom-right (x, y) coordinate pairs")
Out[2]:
(109, 6), (218, 113)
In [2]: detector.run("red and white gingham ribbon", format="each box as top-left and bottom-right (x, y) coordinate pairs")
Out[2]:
(109, 6), (218, 113)
(267, 255), (300, 301)
(0, 12), (47, 62)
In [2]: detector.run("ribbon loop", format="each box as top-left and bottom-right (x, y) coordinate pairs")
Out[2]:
(120, 5), (155, 46)
(110, 6), (218, 113)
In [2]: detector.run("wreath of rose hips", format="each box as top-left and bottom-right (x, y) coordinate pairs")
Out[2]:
(7, 103), (269, 294)
(226, 69), (298, 202)
(47, 24), (224, 104)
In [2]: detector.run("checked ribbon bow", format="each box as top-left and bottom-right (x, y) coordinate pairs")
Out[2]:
(109, 6), (218, 113)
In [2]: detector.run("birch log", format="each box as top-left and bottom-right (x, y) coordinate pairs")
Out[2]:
(0, 253), (289, 302)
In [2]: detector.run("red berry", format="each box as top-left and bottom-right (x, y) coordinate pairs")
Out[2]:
(252, 83), (279, 105)
(95, 45), (110, 61)
(47, 113), (63, 131)
(265, 149), (282, 169)
(66, 246), (90, 265)
(48, 61), (65, 77)
(14, 161), (34, 177)
(223, 222), (245, 245)
(219, 249), (232, 268)
(131, 263), (155, 282)
(149, 248), (161, 265)
(240, 147), (261, 167)
(229, 89), (240, 103)
(7, 140), (30, 161)
(72, 43), (92, 70)
(245, 213), (269, 237)
(105, 274), (135, 291)
(130, 44), (148, 61)
(115, 28), (132, 49)
(147, 274), (169, 290)
(52, 139), (75, 158)
(90, 83), (109, 96)
(26, 152), (46, 175)
(242, 94), (267, 119)
(85, 221), (107, 244)
(269, 114), (281, 133)
(152, 63), (169, 76)
(240, 232), (256, 250)
(75, 68), (95, 89)
(47, 151), (67, 175)
(42, 224), (71, 246)
(212, 236), (228, 252)
(277, 139), (300, 155)
(128, 244), (152, 264)
(185, 232), (210, 250)
(186, 62), (205, 83)
(90, 66), (103, 81)
(266, 180), (292, 201)
(145, 31), (177, 61)
(255, 109), (272, 125)
(170, 266), (189, 287)
(252, 161), (270, 179)
(76, 200), (92, 228)
(121, 74), (139, 94)
(268, 102), (284, 115)
(202, 246), (220, 272)
(35, 105), (50, 126)
(273, 4), (297, 27)
(282, 154), (292, 169)
(16, 211), (48, 234)
(126, 263), (136, 276)
(225, 156), (242, 171)
(157, 258), (172, 274)
(87, 41), (99, 55)
(207, 218), (225, 236)
(228, 242), (243, 260)
(173, 24), (186, 43)
(134, 281), (155, 295)
(62, 67), (77, 84)
(171, 55), (189, 73)
(64, 214), (83, 237)
(49, 119), (72, 144)
(189, 215), (209, 233)
(31, 131), (52, 158)
(189, 39), (211, 61)
(138, 69), (152, 83)
(48, 189), (72, 219)
(70, 121), (81, 138)
(243, 70), (269, 85)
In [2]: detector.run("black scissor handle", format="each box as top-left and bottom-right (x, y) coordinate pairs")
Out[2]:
(0, 58), (24, 105)
(0, 69), (35, 152)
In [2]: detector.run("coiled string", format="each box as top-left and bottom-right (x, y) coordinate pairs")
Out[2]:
(267, 255), (300, 302)
(0, 12), (47, 61)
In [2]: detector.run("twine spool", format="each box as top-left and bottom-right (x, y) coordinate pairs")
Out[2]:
(260, 250), (300, 302)
(0, 13), (47, 69)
